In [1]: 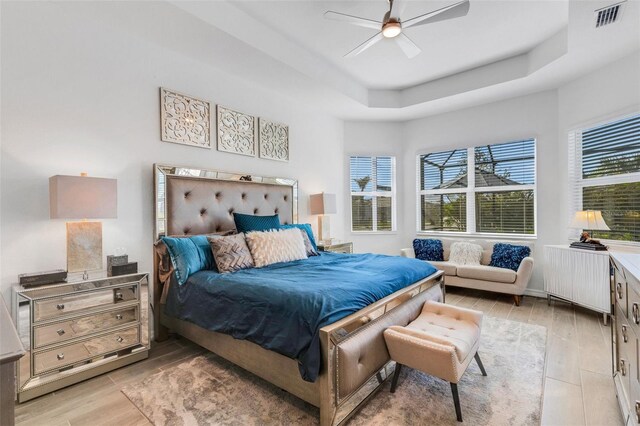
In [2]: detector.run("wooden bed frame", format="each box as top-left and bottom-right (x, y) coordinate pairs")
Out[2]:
(152, 164), (445, 425)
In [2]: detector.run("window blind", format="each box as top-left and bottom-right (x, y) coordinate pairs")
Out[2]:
(418, 139), (536, 235)
(569, 113), (640, 242)
(350, 156), (395, 232)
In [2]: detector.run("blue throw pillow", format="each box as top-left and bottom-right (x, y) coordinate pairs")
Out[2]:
(489, 243), (531, 271)
(233, 213), (281, 233)
(162, 235), (215, 285)
(281, 223), (317, 251)
(413, 239), (444, 261)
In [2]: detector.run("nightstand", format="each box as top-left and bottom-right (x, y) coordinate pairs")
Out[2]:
(317, 241), (353, 254)
(12, 273), (149, 402)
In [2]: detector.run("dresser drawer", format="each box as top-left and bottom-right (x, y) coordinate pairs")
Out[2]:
(615, 267), (629, 319)
(34, 326), (139, 375)
(33, 306), (138, 349)
(33, 285), (138, 322)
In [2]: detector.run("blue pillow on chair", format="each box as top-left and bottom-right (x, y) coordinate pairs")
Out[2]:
(489, 243), (531, 271)
(281, 223), (317, 251)
(233, 213), (281, 233)
(162, 235), (215, 285)
(413, 239), (444, 261)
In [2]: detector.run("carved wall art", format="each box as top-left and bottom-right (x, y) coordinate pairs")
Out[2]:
(216, 106), (257, 157)
(160, 88), (211, 148)
(258, 119), (289, 162)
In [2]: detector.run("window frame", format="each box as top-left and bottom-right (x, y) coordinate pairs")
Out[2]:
(568, 111), (640, 246)
(348, 155), (397, 234)
(416, 139), (538, 238)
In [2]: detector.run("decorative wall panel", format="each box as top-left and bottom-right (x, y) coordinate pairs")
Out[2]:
(160, 88), (211, 149)
(217, 106), (257, 157)
(259, 119), (289, 162)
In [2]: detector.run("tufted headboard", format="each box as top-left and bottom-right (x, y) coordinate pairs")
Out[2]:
(154, 164), (298, 238)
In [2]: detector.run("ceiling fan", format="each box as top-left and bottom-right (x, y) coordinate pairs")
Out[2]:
(324, 0), (470, 59)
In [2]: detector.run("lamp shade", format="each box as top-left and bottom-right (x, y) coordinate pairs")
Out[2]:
(570, 210), (610, 231)
(49, 175), (117, 219)
(310, 193), (337, 215)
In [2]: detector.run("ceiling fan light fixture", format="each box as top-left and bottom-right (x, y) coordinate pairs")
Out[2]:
(382, 21), (402, 38)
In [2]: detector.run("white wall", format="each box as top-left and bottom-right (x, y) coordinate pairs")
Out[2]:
(401, 91), (560, 293)
(0, 2), (345, 303)
(344, 51), (640, 294)
(343, 122), (405, 255)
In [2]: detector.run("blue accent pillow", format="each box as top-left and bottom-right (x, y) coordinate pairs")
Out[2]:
(162, 235), (215, 285)
(281, 223), (317, 251)
(233, 213), (281, 233)
(489, 243), (531, 271)
(413, 239), (444, 261)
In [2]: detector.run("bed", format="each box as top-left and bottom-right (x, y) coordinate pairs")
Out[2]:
(152, 164), (444, 425)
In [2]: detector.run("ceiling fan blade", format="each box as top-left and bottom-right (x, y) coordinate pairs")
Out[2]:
(345, 32), (384, 58)
(324, 11), (381, 30)
(395, 33), (421, 58)
(403, 0), (470, 29)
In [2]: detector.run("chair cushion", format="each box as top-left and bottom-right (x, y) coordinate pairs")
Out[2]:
(489, 243), (531, 271)
(413, 239), (444, 261)
(429, 261), (457, 276)
(456, 264), (517, 284)
(406, 309), (480, 362)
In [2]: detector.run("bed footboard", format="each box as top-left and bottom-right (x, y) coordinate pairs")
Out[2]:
(319, 272), (444, 426)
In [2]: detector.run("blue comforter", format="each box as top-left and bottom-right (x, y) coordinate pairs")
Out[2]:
(165, 252), (437, 382)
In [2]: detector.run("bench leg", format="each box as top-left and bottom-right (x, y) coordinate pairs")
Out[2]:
(450, 382), (463, 422)
(474, 352), (487, 376)
(390, 363), (402, 393)
(513, 295), (521, 306)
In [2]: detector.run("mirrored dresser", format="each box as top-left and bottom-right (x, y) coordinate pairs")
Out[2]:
(12, 273), (149, 402)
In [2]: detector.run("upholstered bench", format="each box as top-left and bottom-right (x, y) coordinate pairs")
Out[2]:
(383, 301), (486, 422)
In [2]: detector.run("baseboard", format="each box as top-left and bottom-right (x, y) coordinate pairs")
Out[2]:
(524, 288), (547, 299)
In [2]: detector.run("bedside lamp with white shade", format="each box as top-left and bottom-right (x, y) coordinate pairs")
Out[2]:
(569, 210), (609, 250)
(310, 192), (336, 244)
(49, 173), (117, 278)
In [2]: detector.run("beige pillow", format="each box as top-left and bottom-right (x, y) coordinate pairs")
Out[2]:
(245, 228), (308, 268)
(208, 233), (255, 273)
(448, 242), (483, 265)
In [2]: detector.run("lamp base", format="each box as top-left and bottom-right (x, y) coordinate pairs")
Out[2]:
(67, 221), (103, 273)
(317, 215), (331, 243)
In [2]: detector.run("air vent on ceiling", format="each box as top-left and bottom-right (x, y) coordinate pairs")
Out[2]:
(595, 1), (625, 28)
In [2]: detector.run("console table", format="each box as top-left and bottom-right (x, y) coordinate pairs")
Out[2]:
(543, 245), (611, 323)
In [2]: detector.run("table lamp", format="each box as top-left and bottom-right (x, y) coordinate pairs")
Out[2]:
(310, 192), (336, 244)
(569, 210), (609, 250)
(50, 173), (117, 279)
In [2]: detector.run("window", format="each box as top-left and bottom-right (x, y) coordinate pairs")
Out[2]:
(569, 113), (640, 242)
(350, 156), (396, 232)
(417, 139), (536, 235)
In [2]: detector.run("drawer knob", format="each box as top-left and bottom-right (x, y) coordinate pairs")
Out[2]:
(115, 292), (124, 300)
(633, 304), (640, 325)
(115, 314), (123, 320)
(621, 359), (627, 376)
(57, 353), (65, 361)
(116, 336), (124, 343)
(617, 283), (624, 299)
(623, 325), (628, 343)
(56, 304), (65, 310)
(56, 328), (66, 336)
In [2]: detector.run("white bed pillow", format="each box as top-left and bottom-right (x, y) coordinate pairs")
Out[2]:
(448, 242), (483, 265)
(245, 228), (308, 268)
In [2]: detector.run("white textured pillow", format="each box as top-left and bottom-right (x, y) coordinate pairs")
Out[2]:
(245, 228), (308, 268)
(448, 242), (483, 265)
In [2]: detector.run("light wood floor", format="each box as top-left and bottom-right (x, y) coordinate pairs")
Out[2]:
(14, 288), (622, 426)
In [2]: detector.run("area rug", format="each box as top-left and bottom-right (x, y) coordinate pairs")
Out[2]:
(121, 317), (546, 425)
